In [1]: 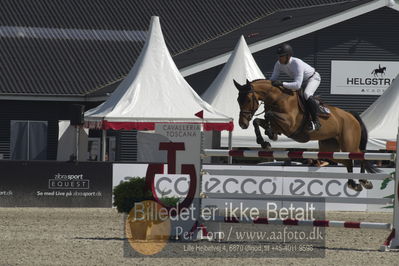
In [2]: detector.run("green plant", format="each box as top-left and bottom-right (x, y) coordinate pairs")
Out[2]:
(113, 177), (184, 213)
(380, 171), (395, 209)
(113, 177), (153, 213)
(160, 196), (180, 207)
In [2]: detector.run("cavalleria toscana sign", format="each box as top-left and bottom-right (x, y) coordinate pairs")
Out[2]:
(331, 60), (398, 95)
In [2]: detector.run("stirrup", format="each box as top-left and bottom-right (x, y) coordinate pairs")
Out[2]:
(308, 121), (320, 131)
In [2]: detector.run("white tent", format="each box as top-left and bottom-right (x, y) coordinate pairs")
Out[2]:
(202, 36), (264, 147)
(202, 36), (318, 149)
(85, 16), (233, 132)
(361, 73), (399, 150)
(57, 121), (88, 161)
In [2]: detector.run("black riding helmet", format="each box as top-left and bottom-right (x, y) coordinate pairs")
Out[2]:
(277, 43), (293, 57)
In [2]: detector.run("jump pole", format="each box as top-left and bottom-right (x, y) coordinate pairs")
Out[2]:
(202, 149), (395, 161)
(199, 132), (399, 250)
(212, 216), (392, 230)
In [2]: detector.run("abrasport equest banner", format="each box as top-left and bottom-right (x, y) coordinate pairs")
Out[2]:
(331, 60), (399, 95)
(0, 161), (112, 207)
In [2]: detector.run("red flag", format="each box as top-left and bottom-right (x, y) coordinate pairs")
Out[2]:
(195, 110), (204, 119)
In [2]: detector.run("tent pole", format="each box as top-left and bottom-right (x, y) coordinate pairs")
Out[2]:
(228, 131), (232, 164)
(75, 126), (79, 161)
(101, 129), (107, 161)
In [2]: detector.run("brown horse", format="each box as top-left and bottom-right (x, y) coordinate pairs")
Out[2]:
(234, 79), (378, 191)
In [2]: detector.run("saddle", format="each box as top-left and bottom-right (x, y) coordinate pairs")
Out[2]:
(297, 90), (330, 119)
(286, 90), (331, 142)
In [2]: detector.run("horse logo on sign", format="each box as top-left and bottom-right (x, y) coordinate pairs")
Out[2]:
(371, 64), (386, 77)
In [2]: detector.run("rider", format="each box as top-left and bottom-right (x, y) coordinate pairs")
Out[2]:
(270, 43), (321, 131)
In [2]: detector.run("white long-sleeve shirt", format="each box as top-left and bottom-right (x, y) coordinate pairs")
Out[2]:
(270, 57), (315, 90)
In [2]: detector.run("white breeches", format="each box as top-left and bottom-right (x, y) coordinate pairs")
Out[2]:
(303, 72), (321, 100)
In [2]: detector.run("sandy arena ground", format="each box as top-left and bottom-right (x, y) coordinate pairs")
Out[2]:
(0, 208), (397, 266)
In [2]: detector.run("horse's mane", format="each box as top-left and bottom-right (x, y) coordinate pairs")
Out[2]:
(250, 78), (278, 89)
(250, 78), (267, 83)
(251, 79), (295, 96)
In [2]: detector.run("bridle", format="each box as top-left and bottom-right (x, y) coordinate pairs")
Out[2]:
(238, 86), (264, 121)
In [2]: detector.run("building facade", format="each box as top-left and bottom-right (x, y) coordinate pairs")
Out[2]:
(1, 0), (398, 160)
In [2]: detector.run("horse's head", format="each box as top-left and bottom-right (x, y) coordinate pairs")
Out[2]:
(234, 79), (260, 129)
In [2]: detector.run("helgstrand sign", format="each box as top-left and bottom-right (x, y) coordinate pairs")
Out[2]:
(331, 60), (398, 95)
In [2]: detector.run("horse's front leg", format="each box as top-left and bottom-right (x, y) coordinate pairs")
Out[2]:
(253, 118), (271, 149)
(263, 112), (278, 141)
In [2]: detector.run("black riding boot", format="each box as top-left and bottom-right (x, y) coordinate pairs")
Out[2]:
(306, 96), (321, 131)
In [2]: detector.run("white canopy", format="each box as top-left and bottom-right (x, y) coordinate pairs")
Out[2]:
(361, 73), (399, 150)
(85, 16), (232, 131)
(201, 36), (318, 148)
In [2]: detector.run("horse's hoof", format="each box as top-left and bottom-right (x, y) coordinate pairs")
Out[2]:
(359, 179), (373, 190)
(347, 180), (363, 192)
(261, 142), (271, 150)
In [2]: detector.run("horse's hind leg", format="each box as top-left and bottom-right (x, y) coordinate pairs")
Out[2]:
(319, 138), (363, 191)
(344, 162), (364, 192)
(338, 121), (374, 190)
(359, 179), (373, 189)
(357, 160), (373, 189)
(336, 159), (364, 191)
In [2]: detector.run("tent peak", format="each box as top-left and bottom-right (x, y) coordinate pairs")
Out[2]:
(85, 16), (232, 131)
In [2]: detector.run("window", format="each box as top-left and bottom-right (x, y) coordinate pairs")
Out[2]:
(88, 138), (100, 161)
(87, 136), (116, 161)
(10, 121), (48, 160)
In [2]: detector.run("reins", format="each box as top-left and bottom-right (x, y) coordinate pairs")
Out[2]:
(239, 80), (292, 119)
(254, 102), (265, 116)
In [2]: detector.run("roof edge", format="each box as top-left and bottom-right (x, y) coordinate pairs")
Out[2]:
(0, 94), (108, 102)
(387, 0), (399, 11)
(180, 0), (390, 77)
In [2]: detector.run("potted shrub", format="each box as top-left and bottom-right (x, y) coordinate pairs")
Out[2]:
(113, 177), (182, 213)
(113, 177), (153, 213)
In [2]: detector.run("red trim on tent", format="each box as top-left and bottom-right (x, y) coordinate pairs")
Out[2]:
(203, 121), (234, 131)
(102, 121), (155, 130)
(194, 110), (204, 119)
(102, 120), (234, 131)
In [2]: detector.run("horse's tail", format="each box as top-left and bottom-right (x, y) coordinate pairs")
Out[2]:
(350, 112), (367, 151)
(350, 111), (380, 173)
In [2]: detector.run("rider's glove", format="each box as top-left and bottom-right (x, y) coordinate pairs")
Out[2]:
(272, 80), (283, 87)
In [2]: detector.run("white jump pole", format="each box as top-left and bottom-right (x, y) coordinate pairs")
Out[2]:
(203, 149), (395, 161)
(210, 216), (392, 230)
